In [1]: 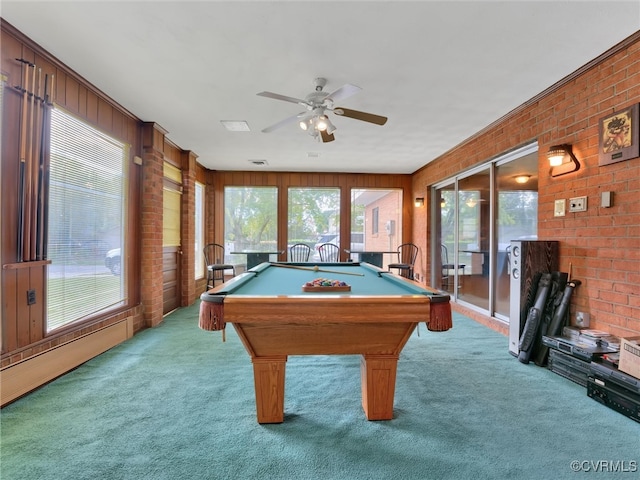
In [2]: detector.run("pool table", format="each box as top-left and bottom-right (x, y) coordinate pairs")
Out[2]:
(199, 262), (451, 423)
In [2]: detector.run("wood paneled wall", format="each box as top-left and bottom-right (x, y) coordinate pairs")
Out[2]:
(1, 21), (144, 365)
(208, 171), (414, 257)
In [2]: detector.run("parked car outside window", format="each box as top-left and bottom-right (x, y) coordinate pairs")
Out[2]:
(105, 248), (121, 275)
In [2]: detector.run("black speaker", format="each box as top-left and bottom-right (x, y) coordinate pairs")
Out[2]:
(508, 240), (559, 356)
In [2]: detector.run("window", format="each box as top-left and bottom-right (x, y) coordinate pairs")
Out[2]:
(47, 107), (127, 331)
(194, 181), (204, 279)
(163, 162), (182, 247)
(371, 207), (379, 234)
(224, 186), (278, 267)
(288, 187), (340, 262)
(351, 189), (402, 268)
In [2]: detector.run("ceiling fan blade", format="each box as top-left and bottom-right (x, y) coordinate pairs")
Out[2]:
(261, 111), (307, 133)
(320, 129), (335, 143)
(325, 84), (361, 103)
(257, 91), (308, 106)
(333, 107), (388, 126)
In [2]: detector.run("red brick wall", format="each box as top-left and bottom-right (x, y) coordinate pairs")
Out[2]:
(140, 123), (166, 328)
(364, 193), (403, 249)
(412, 35), (640, 338)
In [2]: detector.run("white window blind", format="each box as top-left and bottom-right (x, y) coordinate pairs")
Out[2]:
(195, 181), (204, 279)
(47, 107), (127, 331)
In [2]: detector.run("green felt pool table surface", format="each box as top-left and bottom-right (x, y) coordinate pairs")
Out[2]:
(214, 261), (444, 297)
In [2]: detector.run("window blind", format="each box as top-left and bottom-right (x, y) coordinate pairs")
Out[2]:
(47, 107), (127, 331)
(195, 182), (204, 279)
(163, 161), (182, 248)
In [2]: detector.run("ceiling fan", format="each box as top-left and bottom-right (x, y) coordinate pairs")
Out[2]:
(257, 77), (387, 143)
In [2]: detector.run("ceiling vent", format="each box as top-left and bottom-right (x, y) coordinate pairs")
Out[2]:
(221, 120), (250, 131)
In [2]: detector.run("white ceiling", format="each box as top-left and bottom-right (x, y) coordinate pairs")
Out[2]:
(3, 1), (639, 174)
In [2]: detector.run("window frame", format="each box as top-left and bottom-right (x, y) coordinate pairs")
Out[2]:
(46, 105), (128, 332)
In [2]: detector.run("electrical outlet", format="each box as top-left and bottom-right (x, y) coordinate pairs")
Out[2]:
(575, 311), (590, 328)
(554, 199), (566, 217)
(27, 289), (36, 305)
(569, 196), (587, 212)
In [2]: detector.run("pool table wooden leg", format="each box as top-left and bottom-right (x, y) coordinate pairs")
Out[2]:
(360, 354), (399, 420)
(251, 355), (287, 423)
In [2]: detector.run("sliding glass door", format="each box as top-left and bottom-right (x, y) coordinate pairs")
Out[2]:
(494, 154), (539, 317)
(432, 143), (538, 321)
(434, 184), (455, 292)
(457, 168), (491, 310)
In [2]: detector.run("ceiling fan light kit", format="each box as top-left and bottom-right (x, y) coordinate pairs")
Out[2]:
(315, 115), (329, 132)
(257, 77), (387, 143)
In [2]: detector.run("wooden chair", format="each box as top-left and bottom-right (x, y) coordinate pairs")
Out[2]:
(289, 243), (311, 262)
(388, 243), (419, 279)
(441, 244), (465, 291)
(203, 243), (236, 290)
(318, 243), (340, 262)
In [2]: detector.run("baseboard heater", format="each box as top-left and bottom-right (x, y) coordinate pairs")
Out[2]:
(1, 317), (133, 407)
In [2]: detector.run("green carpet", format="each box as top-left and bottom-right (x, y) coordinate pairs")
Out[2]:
(1, 303), (638, 480)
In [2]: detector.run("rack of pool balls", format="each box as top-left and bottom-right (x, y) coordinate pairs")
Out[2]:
(302, 278), (351, 292)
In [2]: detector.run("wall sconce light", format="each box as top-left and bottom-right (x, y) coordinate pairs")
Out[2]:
(414, 197), (424, 208)
(547, 144), (581, 177)
(466, 198), (477, 208)
(514, 175), (531, 184)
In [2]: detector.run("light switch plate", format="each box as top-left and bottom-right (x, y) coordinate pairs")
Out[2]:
(554, 199), (565, 217)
